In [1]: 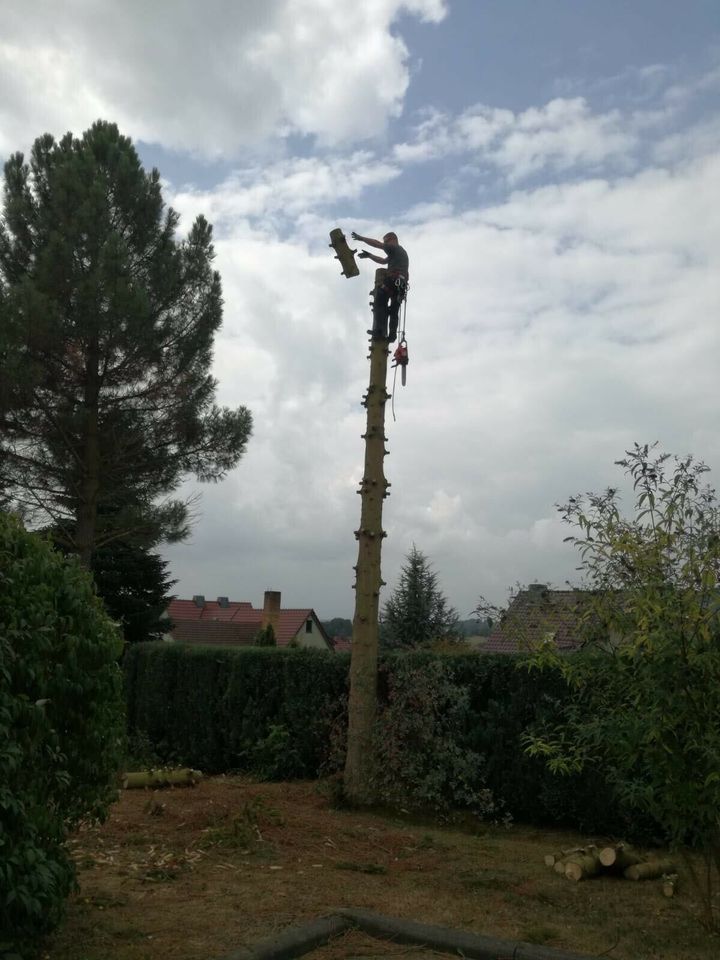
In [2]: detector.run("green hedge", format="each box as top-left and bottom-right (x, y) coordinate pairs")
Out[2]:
(124, 643), (349, 778)
(124, 643), (659, 840)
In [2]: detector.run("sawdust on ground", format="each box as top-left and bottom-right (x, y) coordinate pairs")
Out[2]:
(45, 776), (717, 960)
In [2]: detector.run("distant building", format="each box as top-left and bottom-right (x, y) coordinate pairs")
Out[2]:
(165, 590), (333, 651)
(479, 584), (603, 654)
(331, 635), (352, 653)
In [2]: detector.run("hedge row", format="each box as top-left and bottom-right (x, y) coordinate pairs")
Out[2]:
(124, 643), (349, 779)
(123, 643), (657, 839)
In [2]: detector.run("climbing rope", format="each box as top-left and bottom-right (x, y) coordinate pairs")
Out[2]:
(390, 288), (409, 423)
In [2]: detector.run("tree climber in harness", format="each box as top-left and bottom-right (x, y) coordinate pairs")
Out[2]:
(351, 231), (409, 342)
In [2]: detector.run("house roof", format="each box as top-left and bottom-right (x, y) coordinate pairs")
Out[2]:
(332, 636), (352, 653)
(167, 598), (333, 649)
(171, 620), (257, 645)
(480, 585), (598, 654)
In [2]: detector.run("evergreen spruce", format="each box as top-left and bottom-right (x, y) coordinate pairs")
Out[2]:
(46, 522), (176, 645)
(0, 121), (252, 566)
(254, 623), (277, 647)
(88, 537), (176, 645)
(382, 544), (459, 648)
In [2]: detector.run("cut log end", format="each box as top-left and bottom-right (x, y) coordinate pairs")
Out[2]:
(662, 874), (678, 897)
(564, 852), (602, 882)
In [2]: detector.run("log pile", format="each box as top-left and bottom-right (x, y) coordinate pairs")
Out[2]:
(122, 768), (202, 789)
(545, 843), (677, 894)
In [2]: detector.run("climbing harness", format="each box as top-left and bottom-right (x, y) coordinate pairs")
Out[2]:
(390, 290), (410, 422)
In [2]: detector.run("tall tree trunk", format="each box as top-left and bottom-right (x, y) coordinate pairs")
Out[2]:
(344, 277), (391, 804)
(76, 335), (100, 569)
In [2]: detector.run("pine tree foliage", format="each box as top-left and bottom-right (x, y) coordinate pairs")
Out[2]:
(382, 544), (460, 648)
(0, 121), (252, 565)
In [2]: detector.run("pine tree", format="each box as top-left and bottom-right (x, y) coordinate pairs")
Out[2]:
(0, 121), (252, 566)
(382, 545), (459, 648)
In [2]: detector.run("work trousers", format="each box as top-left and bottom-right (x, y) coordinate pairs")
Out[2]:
(372, 275), (407, 340)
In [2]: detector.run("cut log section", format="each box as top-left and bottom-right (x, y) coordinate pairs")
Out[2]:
(624, 859), (676, 881)
(544, 847), (585, 868)
(662, 874), (678, 897)
(122, 768), (202, 789)
(565, 851), (602, 882)
(329, 228), (360, 278)
(598, 843), (642, 871)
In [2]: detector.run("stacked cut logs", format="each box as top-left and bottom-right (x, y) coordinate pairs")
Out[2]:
(545, 843), (677, 893)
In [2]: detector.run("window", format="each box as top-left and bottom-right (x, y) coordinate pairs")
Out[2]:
(305, 619), (313, 633)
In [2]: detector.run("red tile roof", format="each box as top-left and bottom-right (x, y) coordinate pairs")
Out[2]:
(167, 599), (333, 649)
(171, 620), (257, 645)
(332, 636), (352, 653)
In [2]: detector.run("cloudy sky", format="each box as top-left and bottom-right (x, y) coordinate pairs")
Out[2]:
(2, 0), (719, 618)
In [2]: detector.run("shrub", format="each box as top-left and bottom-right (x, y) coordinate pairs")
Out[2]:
(524, 445), (720, 927)
(370, 656), (498, 818)
(0, 514), (125, 956)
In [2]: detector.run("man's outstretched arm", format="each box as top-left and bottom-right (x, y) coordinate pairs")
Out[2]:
(358, 250), (387, 265)
(352, 231), (385, 250)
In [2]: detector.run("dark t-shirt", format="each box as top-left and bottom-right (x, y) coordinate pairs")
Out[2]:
(383, 242), (409, 277)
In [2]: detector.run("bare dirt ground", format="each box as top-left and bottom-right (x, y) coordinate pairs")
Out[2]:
(45, 776), (718, 960)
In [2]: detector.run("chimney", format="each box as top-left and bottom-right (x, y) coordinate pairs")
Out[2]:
(261, 590), (281, 636)
(193, 594), (205, 608)
(217, 596), (229, 608)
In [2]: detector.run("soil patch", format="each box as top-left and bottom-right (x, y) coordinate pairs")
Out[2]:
(45, 777), (716, 960)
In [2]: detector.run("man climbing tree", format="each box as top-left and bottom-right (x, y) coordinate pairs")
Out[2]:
(0, 121), (252, 568)
(352, 230), (409, 342)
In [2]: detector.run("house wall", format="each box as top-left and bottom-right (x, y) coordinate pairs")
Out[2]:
(293, 615), (330, 649)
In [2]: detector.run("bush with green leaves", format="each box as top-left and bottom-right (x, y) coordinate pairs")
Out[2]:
(370, 656), (497, 818)
(0, 513), (125, 956)
(523, 445), (720, 930)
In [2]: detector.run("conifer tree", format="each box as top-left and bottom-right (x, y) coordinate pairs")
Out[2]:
(382, 544), (459, 648)
(0, 121), (252, 566)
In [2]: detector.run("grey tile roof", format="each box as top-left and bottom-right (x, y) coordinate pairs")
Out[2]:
(480, 585), (599, 654)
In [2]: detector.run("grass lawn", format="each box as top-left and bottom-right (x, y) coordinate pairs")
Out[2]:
(45, 777), (717, 960)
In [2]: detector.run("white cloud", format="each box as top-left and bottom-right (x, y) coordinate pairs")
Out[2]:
(393, 97), (637, 181)
(169, 154), (400, 233)
(3, 9), (717, 619)
(162, 133), (720, 615)
(0, 0), (447, 158)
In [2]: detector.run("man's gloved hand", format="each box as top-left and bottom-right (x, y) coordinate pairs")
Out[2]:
(358, 250), (370, 259)
(351, 231), (361, 240)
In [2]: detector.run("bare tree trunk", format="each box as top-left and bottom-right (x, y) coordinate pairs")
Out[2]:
(76, 336), (100, 569)
(344, 276), (391, 804)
